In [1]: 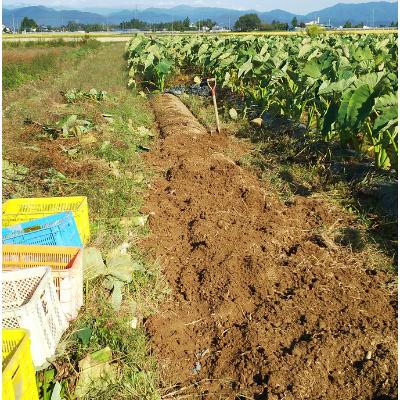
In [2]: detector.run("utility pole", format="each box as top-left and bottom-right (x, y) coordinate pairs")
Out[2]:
(372, 8), (375, 28)
(12, 13), (15, 33)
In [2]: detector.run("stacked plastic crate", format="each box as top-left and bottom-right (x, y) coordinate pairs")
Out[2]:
(2, 196), (89, 398)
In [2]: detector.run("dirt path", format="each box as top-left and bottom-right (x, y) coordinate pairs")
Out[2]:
(141, 94), (397, 400)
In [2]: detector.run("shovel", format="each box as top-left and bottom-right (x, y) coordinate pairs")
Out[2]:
(207, 78), (221, 133)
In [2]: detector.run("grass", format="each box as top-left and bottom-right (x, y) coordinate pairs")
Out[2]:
(3, 42), (168, 399)
(2, 37), (98, 49)
(3, 39), (101, 90)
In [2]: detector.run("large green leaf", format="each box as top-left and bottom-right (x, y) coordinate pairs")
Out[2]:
(303, 58), (321, 79)
(353, 46), (373, 62)
(298, 44), (312, 58)
(338, 84), (374, 129)
(144, 53), (154, 70)
(155, 59), (173, 75)
(147, 44), (161, 59)
(238, 57), (253, 78)
(374, 93), (398, 133)
(318, 77), (356, 95)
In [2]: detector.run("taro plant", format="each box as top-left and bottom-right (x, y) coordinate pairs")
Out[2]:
(126, 33), (398, 169)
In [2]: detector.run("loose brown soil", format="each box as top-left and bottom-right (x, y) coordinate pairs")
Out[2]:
(141, 94), (397, 400)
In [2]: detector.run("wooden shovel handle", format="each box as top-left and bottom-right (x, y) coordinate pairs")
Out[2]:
(207, 78), (217, 96)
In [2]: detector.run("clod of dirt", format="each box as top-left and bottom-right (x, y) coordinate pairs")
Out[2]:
(140, 94), (397, 400)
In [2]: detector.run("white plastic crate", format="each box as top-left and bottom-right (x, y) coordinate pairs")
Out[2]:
(3, 245), (83, 321)
(2, 267), (68, 368)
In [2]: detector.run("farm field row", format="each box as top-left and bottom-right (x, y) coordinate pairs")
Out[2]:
(123, 32), (397, 398)
(127, 33), (398, 169)
(2, 35), (398, 400)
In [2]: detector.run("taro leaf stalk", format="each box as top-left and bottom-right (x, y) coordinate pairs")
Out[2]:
(154, 59), (173, 92)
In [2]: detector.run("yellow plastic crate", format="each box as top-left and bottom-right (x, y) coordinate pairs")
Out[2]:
(2, 196), (90, 244)
(2, 329), (39, 400)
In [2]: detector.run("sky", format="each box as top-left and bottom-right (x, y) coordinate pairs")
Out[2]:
(3, 0), (398, 14)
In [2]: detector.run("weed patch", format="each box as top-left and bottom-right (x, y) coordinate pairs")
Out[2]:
(3, 43), (166, 399)
(3, 40), (101, 90)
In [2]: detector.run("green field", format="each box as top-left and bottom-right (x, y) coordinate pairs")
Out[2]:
(2, 33), (398, 399)
(127, 33), (398, 169)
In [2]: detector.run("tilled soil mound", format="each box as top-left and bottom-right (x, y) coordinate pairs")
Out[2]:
(141, 94), (397, 400)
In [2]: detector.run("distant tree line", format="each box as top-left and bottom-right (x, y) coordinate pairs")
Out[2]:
(15, 16), (218, 33)
(119, 17), (217, 31)
(234, 14), (295, 32)
(66, 21), (109, 32)
(14, 13), (398, 34)
(20, 17), (38, 31)
(343, 20), (398, 28)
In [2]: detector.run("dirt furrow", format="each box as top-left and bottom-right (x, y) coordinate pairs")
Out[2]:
(141, 94), (397, 400)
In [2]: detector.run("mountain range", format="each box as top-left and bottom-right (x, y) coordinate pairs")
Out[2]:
(2, 2), (398, 28)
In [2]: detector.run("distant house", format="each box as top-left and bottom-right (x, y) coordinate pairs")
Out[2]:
(305, 17), (322, 26)
(210, 25), (229, 32)
(119, 28), (141, 33)
(305, 17), (332, 29)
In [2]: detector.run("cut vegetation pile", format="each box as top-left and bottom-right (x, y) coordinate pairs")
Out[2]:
(141, 94), (397, 399)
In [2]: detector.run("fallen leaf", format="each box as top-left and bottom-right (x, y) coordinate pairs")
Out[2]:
(229, 108), (238, 120)
(82, 247), (107, 280)
(76, 328), (92, 346)
(107, 255), (135, 283)
(137, 144), (150, 152)
(75, 347), (116, 398)
(131, 215), (148, 227)
(106, 243), (130, 260)
(110, 280), (124, 311)
(79, 133), (97, 145)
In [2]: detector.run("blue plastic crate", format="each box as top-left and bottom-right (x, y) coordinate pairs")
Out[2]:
(2, 212), (83, 247)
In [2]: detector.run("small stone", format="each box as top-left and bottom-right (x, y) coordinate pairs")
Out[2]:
(365, 350), (372, 360)
(251, 117), (263, 127)
(229, 108), (238, 120)
(292, 346), (303, 356)
(192, 361), (201, 374)
(130, 317), (138, 329)
(318, 320), (327, 330)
